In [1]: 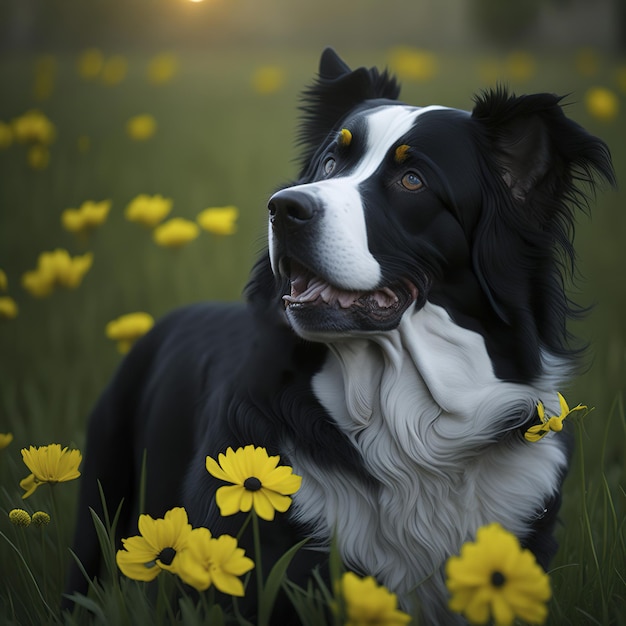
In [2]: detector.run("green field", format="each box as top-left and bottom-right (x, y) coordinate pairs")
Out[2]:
(0, 45), (625, 624)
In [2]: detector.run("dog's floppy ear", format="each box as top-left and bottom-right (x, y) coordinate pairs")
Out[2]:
(469, 87), (615, 374)
(471, 87), (615, 204)
(297, 48), (400, 172)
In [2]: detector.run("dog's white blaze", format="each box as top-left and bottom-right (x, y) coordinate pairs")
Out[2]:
(289, 302), (569, 623)
(269, 105), (446, 290)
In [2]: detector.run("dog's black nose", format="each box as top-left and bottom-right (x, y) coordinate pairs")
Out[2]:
(268, 188), (317, 224)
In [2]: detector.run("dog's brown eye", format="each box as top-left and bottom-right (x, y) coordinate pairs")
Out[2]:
(401, 172), (423, 191)
(323, 157), (336, 176)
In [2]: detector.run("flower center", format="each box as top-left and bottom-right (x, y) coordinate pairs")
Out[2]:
(157, 547), (176, 566)
(491, 571), (506, 588)
(243, 476), (262, 491)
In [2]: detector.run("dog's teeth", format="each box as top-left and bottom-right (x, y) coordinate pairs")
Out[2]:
(337, 290), (360, 308)
(373, 287), (399, 308)
(284, 272), (405, 311)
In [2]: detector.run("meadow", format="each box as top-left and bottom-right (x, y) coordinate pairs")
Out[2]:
(0, 44), (625, 624)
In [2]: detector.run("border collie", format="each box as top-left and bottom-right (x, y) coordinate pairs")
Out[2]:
(67, 48), (614, 623)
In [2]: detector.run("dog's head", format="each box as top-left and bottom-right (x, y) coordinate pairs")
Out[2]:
(254, 48), (614, 380)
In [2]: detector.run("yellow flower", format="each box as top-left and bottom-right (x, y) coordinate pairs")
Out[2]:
(49, 250), (93, 289)
(205, 445), (302, 521)
(21, 265), (55, 297)
(584, 87), (619, 122)
(0, 432), (14, 449)
(31, 511), (51, 528)
(77, 48), (104, 79)
(0, 121), (13, 149)
(388, 46), (437, 82)
(0, 296), (18, 320)
(105, 312), (155, 354)
(176, 528), (254, 596)
(153, 218), (199, 248)
(525, 393), (587, 442)
(21, 269), (53, 298)
(101, 55), (127, 86)
(9, 509), (31, 527)
(61, 199), (111, 235)
(125, 194), (173, 228)
(27, 144), (50, 170)
(12, 110), (56, 145)
(0, 269), (7, 291)
(446, 523), (551, 626)
(251, 65), (286, 95)
(116, 507), (192, 582)
(338, 572), (411, 626)
(20, 444), (82, 499)
(147, 53), (179, 85)
(126, 114), (157, 141)
(197, 206), (238, 236)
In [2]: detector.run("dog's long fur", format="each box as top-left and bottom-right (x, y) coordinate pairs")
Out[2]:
(66, 49), (615, 623)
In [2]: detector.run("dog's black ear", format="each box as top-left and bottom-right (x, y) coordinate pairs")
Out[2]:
(469, 87), (615, 374)
(297, 48), (400, 173)
(471, 87), (616, 204)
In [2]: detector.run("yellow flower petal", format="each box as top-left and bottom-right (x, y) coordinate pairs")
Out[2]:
(205, 454), (231, 482)
(0, 296), (18, 320)
(105, 312), (154, 349)
(126, 114), (157, 141)
(175, 529), (253, 596)
(153, 218), (199, 248)
(125, 194), (172, 228)
(251, 490), (277, 521)
(261, 489), (293, 514)
(116, 548), (162, 582)
(196, 206), (238, 236)
(262, 466), (302, 494)
(19, 473), (40, 499)
(215, 484), (246, 516)
(340, 572), (411, 625)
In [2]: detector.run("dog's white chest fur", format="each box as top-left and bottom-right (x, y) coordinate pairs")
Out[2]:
(289, 302), (568, 621)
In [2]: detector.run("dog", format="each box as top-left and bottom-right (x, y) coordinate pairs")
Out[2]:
(66, 48), (614, 623)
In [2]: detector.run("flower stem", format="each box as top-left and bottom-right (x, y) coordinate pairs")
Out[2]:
(40, 527), (48, 600)
(49, 486), (65, 596)
(251, 510), (265, 625)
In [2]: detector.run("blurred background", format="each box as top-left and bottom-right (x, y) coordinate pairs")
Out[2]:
(0, 2), (625, 622)
(0, 0), (624, 52)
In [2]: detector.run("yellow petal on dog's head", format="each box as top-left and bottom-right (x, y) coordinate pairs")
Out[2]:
(339, 128), (352, 147)
(395, 144), (411, 163)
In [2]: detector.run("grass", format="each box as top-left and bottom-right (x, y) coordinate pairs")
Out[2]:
(0, 44), (625, 624)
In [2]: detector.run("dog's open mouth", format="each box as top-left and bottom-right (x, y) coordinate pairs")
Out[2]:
(281, 260), (418, 326)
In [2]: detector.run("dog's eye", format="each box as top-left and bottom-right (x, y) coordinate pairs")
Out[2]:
(323, 157), (336, 176)
(401, 172), (424, 191)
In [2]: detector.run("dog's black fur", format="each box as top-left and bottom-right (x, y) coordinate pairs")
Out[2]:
(66, 49), (615, 623)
